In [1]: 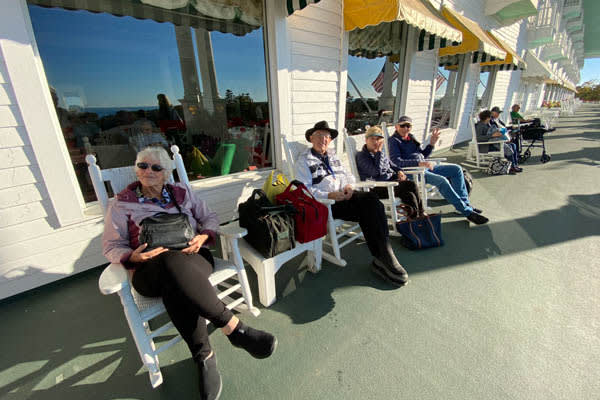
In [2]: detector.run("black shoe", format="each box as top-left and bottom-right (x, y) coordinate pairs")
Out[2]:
(471, 207), (483, 214)
(197, 353), (222, 400)
(228, 322), (277, 359)
(371, 260), (407, 287)
(466, 212), (489, 225)
(513, 166), (523, 172)
(508, 167), (518, 175)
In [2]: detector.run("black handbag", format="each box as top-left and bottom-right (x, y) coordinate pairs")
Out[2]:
(139, 186), (195, 250)
(238, 189), (296, 258)
(487, 157), (512, 175)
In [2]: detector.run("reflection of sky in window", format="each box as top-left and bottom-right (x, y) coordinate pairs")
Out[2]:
(347, 56), (395, 99)
(28, 5), (268, 108)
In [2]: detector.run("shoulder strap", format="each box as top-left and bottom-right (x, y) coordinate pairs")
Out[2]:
(165, 184), (183, 214)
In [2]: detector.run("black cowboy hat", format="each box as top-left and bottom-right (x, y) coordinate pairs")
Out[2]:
(305, 120), (339, 142)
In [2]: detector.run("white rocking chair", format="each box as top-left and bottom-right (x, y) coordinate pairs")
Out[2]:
(465, 115), (507, 169)
(87, 145), (259, 389)
(344, 131), (426, 236)
(281, 137), (371, 267)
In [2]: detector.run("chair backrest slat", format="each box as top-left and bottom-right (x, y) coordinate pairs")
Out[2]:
(281, 137), (308, 180)
(344, 132), (365, 181)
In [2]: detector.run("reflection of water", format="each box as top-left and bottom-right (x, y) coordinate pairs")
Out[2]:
(85, 106), (157, 118)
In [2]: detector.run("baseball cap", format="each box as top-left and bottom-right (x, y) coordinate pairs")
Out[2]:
(365, 126), (384, 138)
(397, 116), (412, 125)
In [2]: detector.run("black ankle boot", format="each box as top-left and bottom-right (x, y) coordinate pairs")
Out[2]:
(227, 322), (277, 359)
(373, 242), (408, 285)
(196, 353), (222, 400)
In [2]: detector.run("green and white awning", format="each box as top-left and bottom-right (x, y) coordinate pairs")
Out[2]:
(286, 0), (321, 15)
(30, 0), (263, 36)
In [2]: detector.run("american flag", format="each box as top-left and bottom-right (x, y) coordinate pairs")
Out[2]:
(435, 71), (447, 91)
(371, 63), (398, 93)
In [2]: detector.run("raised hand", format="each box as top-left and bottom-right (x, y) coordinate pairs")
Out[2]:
(129, 243), (169, 263)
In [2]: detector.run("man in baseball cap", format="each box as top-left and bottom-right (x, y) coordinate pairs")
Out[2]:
(388, 115), (489, 225)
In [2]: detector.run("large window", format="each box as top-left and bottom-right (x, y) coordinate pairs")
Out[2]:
(28, 0), (271, 202)
(345, 56), (399, 134)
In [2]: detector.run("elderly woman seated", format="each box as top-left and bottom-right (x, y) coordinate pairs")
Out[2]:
(355, 126), (423, 218)
(102, 146), (276, 400)
(475, 110), (522, 173)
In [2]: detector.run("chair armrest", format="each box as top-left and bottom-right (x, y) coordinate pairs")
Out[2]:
(318, 198), (336, 206)
(485, 139), (508, 144)
(98, 263), (129, 295)
(218, 223), (248, 239)
(353, 181), (375, 189)
(368, 181), (398, 187)
(428, 158), (447, 163)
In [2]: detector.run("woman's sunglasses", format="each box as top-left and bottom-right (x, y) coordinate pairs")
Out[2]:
(136, 162), (164, 172)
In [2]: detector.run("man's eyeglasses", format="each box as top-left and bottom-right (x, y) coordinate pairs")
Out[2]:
(136, 162), (164, 172)
(312, 133), (331, 139)
(399, 124), (412, 129)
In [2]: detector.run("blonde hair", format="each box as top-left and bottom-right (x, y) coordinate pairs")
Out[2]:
(365, 125), (384, 138)
(135, 146), (173, 180)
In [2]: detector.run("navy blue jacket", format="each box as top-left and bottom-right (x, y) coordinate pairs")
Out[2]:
(388, 132), (433, 168)
(355, 145), (401, 181)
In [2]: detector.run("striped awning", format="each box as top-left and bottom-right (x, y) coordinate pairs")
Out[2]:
(479, 31), (526, 71)
(438, 6), (506, 62)
(286, 0), (321, 15)
(29, 0), (262, 36)
(347, 0), (462, 59)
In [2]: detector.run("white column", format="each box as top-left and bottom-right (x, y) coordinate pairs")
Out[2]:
(195, 28), (219, 114)
(174, 26), (202, 136)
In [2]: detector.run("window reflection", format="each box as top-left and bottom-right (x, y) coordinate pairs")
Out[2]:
(28, 1), (271, 202)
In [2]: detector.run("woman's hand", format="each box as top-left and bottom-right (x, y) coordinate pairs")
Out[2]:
(419, 161), (435, 170)
(129, 243), (169, 263)
(181, 234), (209, 254)
(397, 171), (407, 181)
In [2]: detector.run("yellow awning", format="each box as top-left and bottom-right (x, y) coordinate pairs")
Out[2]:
(480, 31), (526, 70)
(438, 6), (506, 61)
(344, 0), (462, 43)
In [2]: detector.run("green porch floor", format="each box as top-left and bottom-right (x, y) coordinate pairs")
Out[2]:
(1, 105), (599, 400)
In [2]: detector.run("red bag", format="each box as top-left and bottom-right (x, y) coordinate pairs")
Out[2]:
(275, 180), (328, 243)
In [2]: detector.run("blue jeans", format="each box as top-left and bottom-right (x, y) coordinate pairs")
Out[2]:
(424, 164), (473, 216)
(504, 142), (519, 166)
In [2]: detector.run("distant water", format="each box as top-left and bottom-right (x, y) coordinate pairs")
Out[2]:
(84, 106), (157, 118)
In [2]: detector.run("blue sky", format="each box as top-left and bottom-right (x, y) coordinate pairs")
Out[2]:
(579, 58), (600, 84)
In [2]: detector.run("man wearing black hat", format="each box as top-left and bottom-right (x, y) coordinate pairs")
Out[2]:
(389, 116), (489, 225)
(294, 121), (408, 286)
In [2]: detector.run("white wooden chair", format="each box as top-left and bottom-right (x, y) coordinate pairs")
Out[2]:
(281, 137), (370, 267)
(465, 115), (507, 169)
(171, 147), (323, 308)
(344, 131), (426, 236)
(87, 145), (259, 389)
(380, 123), (446, 206)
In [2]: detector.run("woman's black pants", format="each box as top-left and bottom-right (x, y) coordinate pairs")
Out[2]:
(131, 249), (233, 360)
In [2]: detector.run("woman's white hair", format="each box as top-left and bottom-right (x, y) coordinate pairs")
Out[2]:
(135, 146), (173, 180)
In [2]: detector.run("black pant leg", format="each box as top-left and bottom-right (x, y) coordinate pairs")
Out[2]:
(132, 251), (234, 360)
(331, 190), (389, 258)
